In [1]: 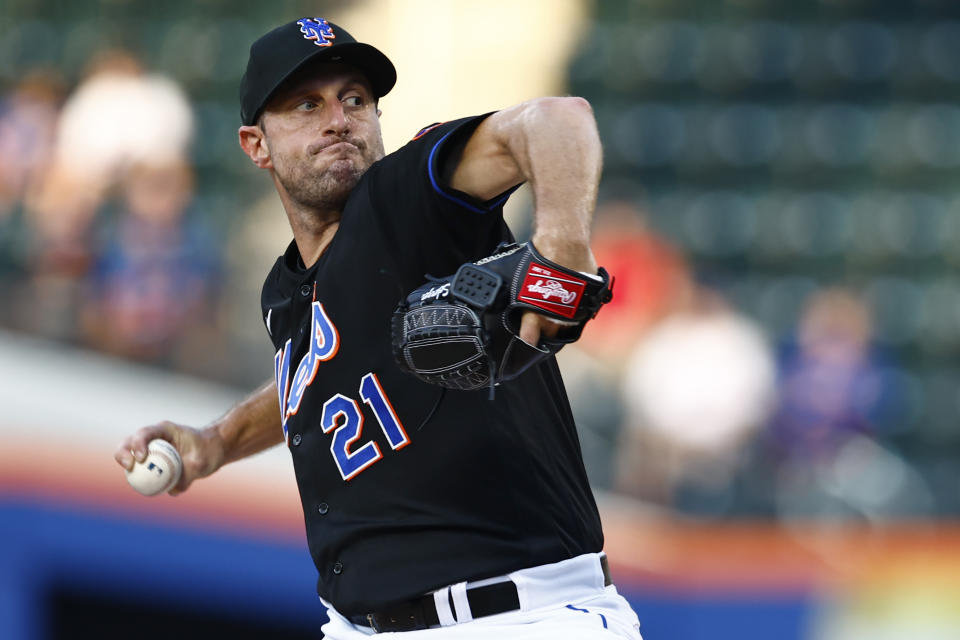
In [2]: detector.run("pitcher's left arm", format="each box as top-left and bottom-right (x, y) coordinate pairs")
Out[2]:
(449, 97), (604, 345)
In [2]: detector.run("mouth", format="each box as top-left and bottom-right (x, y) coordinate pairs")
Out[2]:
(310, 140), (360, 155)
(325, 141), (357, 153)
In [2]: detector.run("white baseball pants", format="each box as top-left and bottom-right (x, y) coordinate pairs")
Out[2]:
(320, 552), (644, 639)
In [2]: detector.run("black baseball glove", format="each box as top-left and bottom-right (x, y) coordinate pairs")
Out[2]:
(391, 242), (613, 393)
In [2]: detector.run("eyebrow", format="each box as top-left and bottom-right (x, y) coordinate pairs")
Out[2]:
(267, 72), (374, 115)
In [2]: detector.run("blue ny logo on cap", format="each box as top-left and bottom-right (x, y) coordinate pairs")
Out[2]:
(298, 18), (336, 47)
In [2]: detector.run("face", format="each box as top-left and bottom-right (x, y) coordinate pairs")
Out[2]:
(251, 63), (385, 212)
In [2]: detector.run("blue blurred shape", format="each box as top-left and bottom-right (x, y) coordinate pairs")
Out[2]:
(627, 589), (812, 640)
(0, 498), (327, 640)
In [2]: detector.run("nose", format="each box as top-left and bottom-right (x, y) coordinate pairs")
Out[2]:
(324, 101), (349, 136)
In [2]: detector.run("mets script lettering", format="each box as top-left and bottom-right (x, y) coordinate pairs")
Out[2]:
(274, 301), (340, 436)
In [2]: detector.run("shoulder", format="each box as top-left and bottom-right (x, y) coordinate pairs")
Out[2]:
(360, 114), (497, 205)
(378, 115), (495, 169)
(354, 113), (516, 243)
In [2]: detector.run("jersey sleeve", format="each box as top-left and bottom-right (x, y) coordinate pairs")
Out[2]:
(361, 114), (522, 266)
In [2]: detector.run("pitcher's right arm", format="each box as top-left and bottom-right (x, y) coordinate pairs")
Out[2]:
(113, 379), (283, 495)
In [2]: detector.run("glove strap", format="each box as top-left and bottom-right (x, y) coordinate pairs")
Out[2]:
(450, 264), (503, 309)
(517, 243), (613, 321)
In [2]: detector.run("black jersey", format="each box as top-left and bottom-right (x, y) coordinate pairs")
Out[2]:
(260, 115), (603, 616)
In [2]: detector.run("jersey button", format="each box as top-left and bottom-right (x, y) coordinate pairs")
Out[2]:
(318, 502), (329, 515)
(291, 433), (302, 446)
(300, 284), (312, 297)
(333, 561), (343, 575)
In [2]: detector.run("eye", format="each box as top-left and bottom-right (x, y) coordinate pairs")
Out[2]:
(295, 100), (318, 111)
(343, 95), (364, 108)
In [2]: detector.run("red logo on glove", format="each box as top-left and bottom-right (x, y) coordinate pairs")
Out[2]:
(518, 263), (586, 319)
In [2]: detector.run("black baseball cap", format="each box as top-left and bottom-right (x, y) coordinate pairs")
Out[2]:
(239, 18), (396, 126)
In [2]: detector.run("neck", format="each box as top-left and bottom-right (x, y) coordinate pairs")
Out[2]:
(289, 208), (340, 267)
(275, 179), (343, 268)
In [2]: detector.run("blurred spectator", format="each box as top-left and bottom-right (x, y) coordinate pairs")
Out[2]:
(51, 49), (194, 197)
(1, 49), (200, 348)
(768, 288), (900, 459)
(0, 68), (64, 219)
(766, 288), (930, 520)
(579, 200), (688, 371)
(6, 163), (104, 340)
(0, 69), (66, 326)
(81, 159), (220, 363)
(615, 287), (776, 507)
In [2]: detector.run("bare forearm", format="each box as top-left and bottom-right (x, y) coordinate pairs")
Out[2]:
(210, 378), (284, 467)
(447, 97), (604, 346)
(505, 97), (603, 257)
(455, 97), (603, 271)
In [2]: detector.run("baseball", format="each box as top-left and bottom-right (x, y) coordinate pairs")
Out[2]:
(125, 439), (183, 496)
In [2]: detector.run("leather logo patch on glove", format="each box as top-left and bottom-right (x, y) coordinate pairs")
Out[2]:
(518, 263), (586, 319)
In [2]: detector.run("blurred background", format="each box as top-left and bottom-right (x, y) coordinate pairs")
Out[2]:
(2, 0), (959, 638)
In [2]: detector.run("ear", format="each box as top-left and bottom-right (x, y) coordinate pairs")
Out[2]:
(376, 107), (382, 118)
(238, 125), (272, 169)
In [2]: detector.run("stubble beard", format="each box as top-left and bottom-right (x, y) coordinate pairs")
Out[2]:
(279, 159), (363, 212)
(275, 139), (385, 214)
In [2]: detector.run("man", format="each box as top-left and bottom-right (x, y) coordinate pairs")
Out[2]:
(114, 18), (642, 639)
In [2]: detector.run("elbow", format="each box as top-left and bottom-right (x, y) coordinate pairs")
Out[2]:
(530, 96), (594, 121)
(525, 97), (598, 140)
(561, 95), (594, 116)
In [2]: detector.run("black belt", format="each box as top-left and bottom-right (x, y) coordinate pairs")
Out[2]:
(349, 555), (612, 633)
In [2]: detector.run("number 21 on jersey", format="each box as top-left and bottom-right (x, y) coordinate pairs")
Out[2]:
(274, 301), (410, 480)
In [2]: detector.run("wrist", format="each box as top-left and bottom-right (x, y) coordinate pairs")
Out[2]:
(530, 235), (597, 275)
(200, 423), (228, 472)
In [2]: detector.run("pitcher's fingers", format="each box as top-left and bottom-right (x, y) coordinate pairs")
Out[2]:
(520, 312), (564, 347)
(519, 312), (542, 347)
(540, 317), (561, 339)
(113, 442), (137, 471)
(113, 424), (175, 469)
